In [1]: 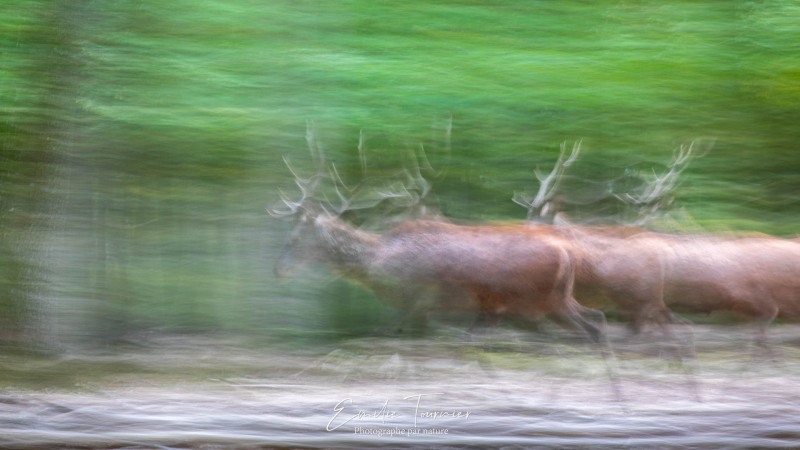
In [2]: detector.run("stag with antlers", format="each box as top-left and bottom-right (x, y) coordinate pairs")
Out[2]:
(269, 125), (622, 398)
(269, 125), (448, 321)
(518, 140), (800, 355)
(609, 144), (800, 352)
(511, 141), (675, 335)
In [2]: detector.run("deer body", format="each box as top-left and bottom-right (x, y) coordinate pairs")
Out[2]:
(561, 228), (800, 344)
(510, 140), (687, 334)
(276, 212), (608, 340)
(374, 221), (589, 321)
(655, 235), (800, 338)
(512, 140), (796, 346)
(555, 225), (672, 333)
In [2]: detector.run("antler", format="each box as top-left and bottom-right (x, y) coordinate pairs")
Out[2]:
(322, 131), (423, 216)
(403, 145), (432, 199)
(269, 124), (445, 221)
(618, 141), (701, 225)
(326, 163), (415, 214)
(267, 121), (326, 217)
(513, 140), (581, 221)
(621, 142), (694, 206)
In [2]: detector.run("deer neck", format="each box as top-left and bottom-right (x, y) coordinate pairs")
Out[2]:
(314, 216), (378, 276)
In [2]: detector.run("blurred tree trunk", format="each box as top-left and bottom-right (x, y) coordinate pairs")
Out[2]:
(0, 1), (136, 349)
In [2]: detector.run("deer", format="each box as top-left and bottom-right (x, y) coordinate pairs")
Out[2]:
(607, 143), (800, 353)
(492, 141), (709, 400)
(270, 124), (468, 332)
(519, 140), (800, 357)
(269, 126), (622, 398)
(511, 141), (679, 337)
(629, 232), (800, 356)
(270, 129), (603, 336)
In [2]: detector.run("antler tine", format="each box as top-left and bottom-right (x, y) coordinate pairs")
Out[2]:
(269, 124), (329, 219)
(638, 172), (675, 205)
(286, 152), (327, 203)
(310, 122), (331, 175)
(379, 179), (415, 200)
(266, 189), (302, 218)
(322, 129), (421, 216)
(417, 143), (437, 176)
(619, 140), (704, 225)
(649, 141), (697, 198)
(319, 157), (361, 216)
(672, 141), (694, 166)
(511, 191), (538, 220)
(329, 181), (351, 215)
(533, 141), (565, 183)
(327, 129), (373, 214)
(281, 155), (303, 184)
(622, 171), (667, 206)
(515, 139), (582, 221)
(565, 139), (582, 166)
(327, 160), (382, 216)
(386, 185), (421, 208)
(329, 161), (356, 194)
(282, 155), (314, 192)
(531, 140), (581, 206)
(404, 147), (432, 199)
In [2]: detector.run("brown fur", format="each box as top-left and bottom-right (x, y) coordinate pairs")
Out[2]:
(644, 234), (800, 346)
(276, 213), (607, 342)
(467, 223), (673, 334)
(376, 221), (586, 319)
(550, 227), (800, 348)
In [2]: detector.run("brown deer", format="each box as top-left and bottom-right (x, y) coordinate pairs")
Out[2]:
(269, 129), (620, 383)
(521, 141), (800, 354)
(636, 232), (800, 353)
(270, 126), (468, 330)
(512, 141), (679, 336)
(609, 144), (800, 351)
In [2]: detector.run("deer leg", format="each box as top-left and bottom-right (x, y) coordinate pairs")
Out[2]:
(466, 310), (502, 341)
(370, 283), (432, 336)
(624, 305), (701, 401)
(653, 312), (702, 401)
(738, 300), (779, 362)
(651, 312), (698, 360)
(751, 311), (779, 362)
(463, 291), (511, 353)
(393, 288), (446, 336)
(646, 309), (690, 360)
(547, 305), (607, 344)
(556, 305), (624, 402)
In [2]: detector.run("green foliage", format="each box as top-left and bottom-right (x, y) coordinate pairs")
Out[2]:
(1, 1), (799, 344)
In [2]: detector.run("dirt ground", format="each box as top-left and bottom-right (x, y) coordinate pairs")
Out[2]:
(2, 324), (800, 449)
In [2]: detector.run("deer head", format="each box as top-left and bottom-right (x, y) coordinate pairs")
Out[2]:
(268, 123), (431, 280)
(267, 126), (328, 278)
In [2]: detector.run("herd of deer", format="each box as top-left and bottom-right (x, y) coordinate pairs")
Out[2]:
(269, 128), (800, 368)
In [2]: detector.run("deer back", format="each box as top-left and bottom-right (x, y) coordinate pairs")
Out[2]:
(370, 220), (581, 317)
(646, 234), (800, 320)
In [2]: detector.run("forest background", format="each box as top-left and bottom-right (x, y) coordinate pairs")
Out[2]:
(1, 1), (798, 348)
